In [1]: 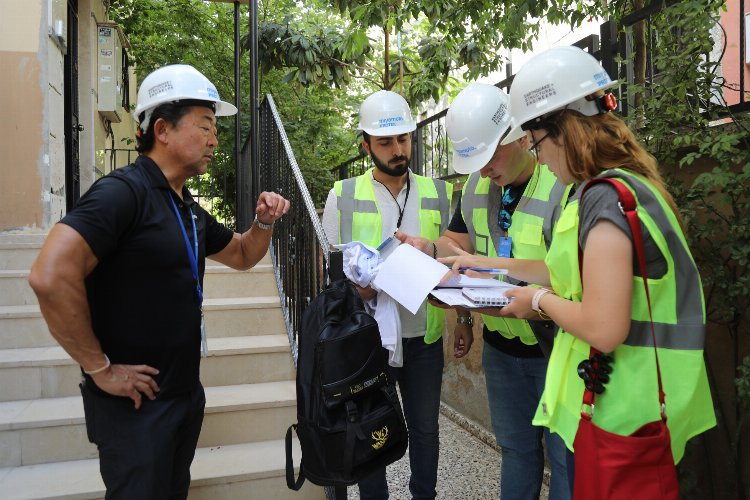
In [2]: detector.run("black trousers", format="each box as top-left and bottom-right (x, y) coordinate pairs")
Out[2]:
(80, 380), (206, 500)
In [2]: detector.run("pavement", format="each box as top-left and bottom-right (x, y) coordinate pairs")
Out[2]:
(345, 403), (551, 500)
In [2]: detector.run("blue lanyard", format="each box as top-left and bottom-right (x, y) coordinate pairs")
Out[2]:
(168, 193), (203, 304)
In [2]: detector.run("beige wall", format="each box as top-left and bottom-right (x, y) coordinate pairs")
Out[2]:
(0, 1), (46, 230)
(441, 310), (492, 431)
(0, 0), (135, 232)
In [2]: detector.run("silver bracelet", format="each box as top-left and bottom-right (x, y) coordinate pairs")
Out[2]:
(253, 215), (274, 230)
(456, 315), (474, 327)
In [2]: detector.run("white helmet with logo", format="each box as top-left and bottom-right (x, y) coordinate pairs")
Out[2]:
(358, 90), (417, 136)
(446, 83), (526, 174)
(135, 64), (238, 131)
(502, 46), (618, 145)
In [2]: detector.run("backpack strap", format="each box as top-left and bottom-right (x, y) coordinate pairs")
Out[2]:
(285, 424), (306, 490)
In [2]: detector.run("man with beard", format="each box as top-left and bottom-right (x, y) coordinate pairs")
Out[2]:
(322, 90), (452, 500)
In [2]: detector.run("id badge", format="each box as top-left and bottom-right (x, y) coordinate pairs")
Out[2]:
(377, 235), (400, 260)
(498, 236), (512, 258)
(200, 309), (208, 358)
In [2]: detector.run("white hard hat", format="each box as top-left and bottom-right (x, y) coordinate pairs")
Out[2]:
(135, 64), (237, 131)
(358, 90), (417, 136)
(446, 83), (526, 174)
(502, 46), (618, 145)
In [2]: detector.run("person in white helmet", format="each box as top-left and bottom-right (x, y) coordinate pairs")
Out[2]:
(322, 90), (452, 500)
(397, 83), (572, 500)
(441, 47), (715, 497)
(28, 64), (290, 499)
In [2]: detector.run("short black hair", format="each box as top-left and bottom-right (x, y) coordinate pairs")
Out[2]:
(136, 100), (216, 154)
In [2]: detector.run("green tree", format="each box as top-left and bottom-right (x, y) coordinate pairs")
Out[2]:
(630, 3), (750, 497)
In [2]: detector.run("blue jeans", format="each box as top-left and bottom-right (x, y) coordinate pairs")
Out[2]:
(483, 342), (570, 500)
(358, 337), (444, 500)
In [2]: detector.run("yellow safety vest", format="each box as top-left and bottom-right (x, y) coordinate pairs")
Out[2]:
(534, 168), (716, 463)
(334, 168), (453, 343)
(460, 163), (571, 343)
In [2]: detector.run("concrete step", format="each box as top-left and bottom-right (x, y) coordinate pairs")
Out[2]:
(0, 264), (278, 307)
(202, 296), (286, 338)
(203, 264), (278, 299)
(0, 298), (286, 349)
(0, 235), (273, 272)
(0, 380), (297, 467)
(0, 335), (294, 402)
(0, 271), (36, 307)
(0, 234), (44, 271)
(0, 439), (324, 500)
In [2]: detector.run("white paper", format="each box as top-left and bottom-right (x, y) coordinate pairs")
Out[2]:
(372, 243), (513, 313)
(372, 243), (447, 314)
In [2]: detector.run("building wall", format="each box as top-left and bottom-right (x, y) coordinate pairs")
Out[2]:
(721, 0), (750, 107)
(0, 1), (47, 230)
(0, 0), (135, 232)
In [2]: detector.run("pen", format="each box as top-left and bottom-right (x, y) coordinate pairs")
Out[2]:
(458, 267), (508, 275)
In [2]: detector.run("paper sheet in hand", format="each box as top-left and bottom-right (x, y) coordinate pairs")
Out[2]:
(372, 243), (447, 314)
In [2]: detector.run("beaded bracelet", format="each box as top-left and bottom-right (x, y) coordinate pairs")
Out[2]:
(432, 242), (438, 259)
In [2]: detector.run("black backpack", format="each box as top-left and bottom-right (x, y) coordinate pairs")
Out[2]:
(285, 279), (408, 489)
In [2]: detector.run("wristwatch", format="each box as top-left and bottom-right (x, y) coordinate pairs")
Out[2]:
(253, 215), (274, 230)
(456, 315), (474, 327)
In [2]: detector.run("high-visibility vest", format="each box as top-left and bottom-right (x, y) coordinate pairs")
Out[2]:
(460, 163), (571, 344)
(334, 168), (453, 343)
(534, 168), (716, 463)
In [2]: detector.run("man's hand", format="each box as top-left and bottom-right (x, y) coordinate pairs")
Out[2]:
(255, 191), (290, 225)
(354, 284), (377, 301)
(92, 364), (160, 410)
(395, 231), (433, 256)
(453, 323), (474, 358)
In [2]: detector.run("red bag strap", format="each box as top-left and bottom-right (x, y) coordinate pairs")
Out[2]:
(578, 177), (666, 418)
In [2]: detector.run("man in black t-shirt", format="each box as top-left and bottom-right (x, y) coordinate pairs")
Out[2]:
(28, 64), (290, 499)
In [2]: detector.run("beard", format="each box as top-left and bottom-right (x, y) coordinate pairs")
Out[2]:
(371, 152), (411, 177)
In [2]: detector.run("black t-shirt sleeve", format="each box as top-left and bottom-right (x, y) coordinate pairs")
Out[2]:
(447, 194), (469, 234)
(59, 177), (140, 260)
(202, 209), (235, 256)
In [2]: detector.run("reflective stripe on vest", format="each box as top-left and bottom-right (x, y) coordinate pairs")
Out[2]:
(461, 164), (570, 344)
(334, 168), (452, 343)
(535, 168), (715, 464)
(597, 170), (705, 348)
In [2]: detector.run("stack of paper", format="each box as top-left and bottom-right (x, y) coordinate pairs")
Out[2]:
(371, 243), (517, 312)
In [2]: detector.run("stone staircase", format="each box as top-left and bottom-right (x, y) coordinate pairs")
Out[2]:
(0, 233), (323, 499)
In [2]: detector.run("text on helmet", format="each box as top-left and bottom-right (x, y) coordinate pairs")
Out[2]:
(456, 145), (478, 158)
(491, 103), (508, 125)
(378, 116), (405, 127)
(148, 81), (173, 98)
(524, 84), (557, 107)
(593, 71), (610, 87)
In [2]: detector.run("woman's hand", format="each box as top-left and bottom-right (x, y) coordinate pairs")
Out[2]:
(500, 286), (542, 320)
(438, 248), (503, 282)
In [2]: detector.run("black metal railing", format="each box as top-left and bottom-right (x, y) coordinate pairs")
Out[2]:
(102, 148), (138, 175)
(257, 93), (342, 365)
